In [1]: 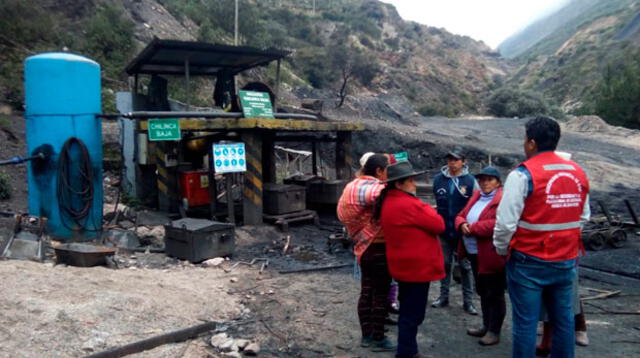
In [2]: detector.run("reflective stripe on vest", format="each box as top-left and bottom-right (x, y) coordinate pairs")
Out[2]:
(543, 164), (576, 171)
(517, 220), (582, 231)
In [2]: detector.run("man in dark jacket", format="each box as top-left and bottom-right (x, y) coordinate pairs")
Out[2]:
(432, 147), (478, 314)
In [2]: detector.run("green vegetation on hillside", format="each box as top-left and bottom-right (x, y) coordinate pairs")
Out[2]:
(0, 1), (134, 110)
(587, 53), (640, 129)
(486, 87), (562, 119)
(501, 0), (640, 128)
(0, 0), (503, 117)
(0, 170), (11, 200)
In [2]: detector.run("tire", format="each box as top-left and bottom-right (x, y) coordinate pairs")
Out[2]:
(606, 228), (627, 248)
(586, 231), (607, 251)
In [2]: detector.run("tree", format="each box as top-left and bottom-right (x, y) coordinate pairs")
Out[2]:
(328, 43), (379, 107)
(593, 61), (640, 129)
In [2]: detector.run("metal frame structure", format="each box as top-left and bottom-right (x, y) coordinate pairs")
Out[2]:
(123, 40), (363, 224)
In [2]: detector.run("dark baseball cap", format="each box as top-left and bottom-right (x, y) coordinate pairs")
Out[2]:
(475, 166), (502, 182)
(445, 147), (465, 160)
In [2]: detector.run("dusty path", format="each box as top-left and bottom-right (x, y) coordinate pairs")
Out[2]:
(1, 223), (639, 358)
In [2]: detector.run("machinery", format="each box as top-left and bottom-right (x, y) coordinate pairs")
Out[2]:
(117, 39), (363, 225)
(582, 200), (639, 251)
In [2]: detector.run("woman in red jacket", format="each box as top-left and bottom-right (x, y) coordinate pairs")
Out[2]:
(455, 166), (506, 346)
(374, 161), (445, 358)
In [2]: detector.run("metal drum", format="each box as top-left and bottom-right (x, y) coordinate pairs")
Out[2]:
(24, 53), (103, 239)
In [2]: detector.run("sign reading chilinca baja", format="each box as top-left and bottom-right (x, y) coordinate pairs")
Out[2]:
(148, 118), (181, 141)
(239, 90), (274, 118)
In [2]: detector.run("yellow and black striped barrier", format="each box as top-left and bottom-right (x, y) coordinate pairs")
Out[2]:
(241, 131), (263, 224)
(156, 142), (179, 213)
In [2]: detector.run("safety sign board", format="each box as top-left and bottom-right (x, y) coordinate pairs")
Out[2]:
(213, 142), (247, 173)
(394, 151), (409, 162)
(239, 90), (274, 118)
(148, 118), (181, 141)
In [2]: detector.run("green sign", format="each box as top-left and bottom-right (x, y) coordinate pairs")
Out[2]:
(148, 118), (181, 141)
(394, 151), (409, 162)
(239, 90), (274, 118)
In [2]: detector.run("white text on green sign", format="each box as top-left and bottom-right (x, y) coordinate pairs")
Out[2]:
(394, 152), (409, 162)
(149, 118), (181, 141)
(239, 90), (274, 119)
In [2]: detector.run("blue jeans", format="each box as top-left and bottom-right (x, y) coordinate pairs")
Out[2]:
(396, 282), (430, 358)
(507, 250), (576, 358)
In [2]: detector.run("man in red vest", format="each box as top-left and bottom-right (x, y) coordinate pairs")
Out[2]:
(494, 116), (590, 358)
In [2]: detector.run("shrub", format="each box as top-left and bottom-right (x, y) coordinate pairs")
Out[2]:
(82, 3), (135, 78)
(593, 62), (640, 129)
(0, 171), (11, 200)
(417, 103), (459, 117)
(486, 88), (553, 118)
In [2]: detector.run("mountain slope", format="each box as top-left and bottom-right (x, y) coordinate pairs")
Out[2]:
(0, 0), (510, 116)
(499, 0), (640, 115)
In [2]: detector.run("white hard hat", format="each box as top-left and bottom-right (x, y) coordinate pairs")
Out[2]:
(359, 152), (375, 167)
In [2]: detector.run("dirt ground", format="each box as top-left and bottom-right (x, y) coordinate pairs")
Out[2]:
(1, 221), (639, 358)
(1, 111), (639, 357)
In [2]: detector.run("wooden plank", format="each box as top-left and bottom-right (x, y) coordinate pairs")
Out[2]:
(336, 131), (353, 180)
(139, 117), (364, 132)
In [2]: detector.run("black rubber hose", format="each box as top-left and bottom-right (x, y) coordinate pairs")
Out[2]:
(57, 137), (97, 231)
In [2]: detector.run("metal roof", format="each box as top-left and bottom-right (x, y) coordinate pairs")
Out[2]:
(125, 38), (289, 76)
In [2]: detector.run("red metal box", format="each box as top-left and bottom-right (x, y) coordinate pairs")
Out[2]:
(179, 170), (211, 207)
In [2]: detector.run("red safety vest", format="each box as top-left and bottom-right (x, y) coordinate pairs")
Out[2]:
(510, 152), (589, 261)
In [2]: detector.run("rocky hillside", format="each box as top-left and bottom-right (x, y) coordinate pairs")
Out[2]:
(0, 0), (510, 116)
(498, 0), (640, 126)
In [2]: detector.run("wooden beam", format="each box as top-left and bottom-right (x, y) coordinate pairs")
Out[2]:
(335, 131), (353, 180)
(262, 131), (276, 184)
(139, 118), (364, 132)
(274, 135), (337, 142)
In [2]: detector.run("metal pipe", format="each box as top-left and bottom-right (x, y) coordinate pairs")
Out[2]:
(0, 153), (45, 166)
(234, 0), (239, 46)
(185, 58), (190, 111)
(625, 199), (639, 225)
(275, 113), (318, 120)
(111, 111), (318, 120)
(598, 200), (613, 224)
(84, 321), (217, 358)
(275, 59), (281, 112)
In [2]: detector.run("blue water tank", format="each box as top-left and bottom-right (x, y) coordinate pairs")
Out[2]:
(24, 53), (103, 240)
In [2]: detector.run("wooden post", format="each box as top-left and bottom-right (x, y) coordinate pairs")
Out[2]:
(275, 59), (281, 112)
(208, 150), (218, 220)
(156, 141), (179, 213)
(241, 131), (263, 225)
(335, 131), (352, 180)
(312, 141), (318, 176)
(262, 131), (276, 184)
(225, 174), (235, 224)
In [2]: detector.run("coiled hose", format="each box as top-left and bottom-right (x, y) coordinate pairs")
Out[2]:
(56, 137), (97, 231)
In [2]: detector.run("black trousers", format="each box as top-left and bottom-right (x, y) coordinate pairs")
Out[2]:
(397, 281), (431, 358)
(358, 243), (391, 340)
(468, 254), (507, 335)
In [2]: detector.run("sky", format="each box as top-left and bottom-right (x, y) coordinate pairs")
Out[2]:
(381, 0), (570, 49)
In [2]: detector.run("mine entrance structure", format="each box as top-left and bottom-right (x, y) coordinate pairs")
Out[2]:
(119, 39), (363, 225)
